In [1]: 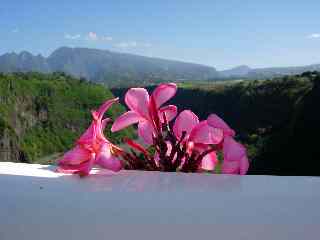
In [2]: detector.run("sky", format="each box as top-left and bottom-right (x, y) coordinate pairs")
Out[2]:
(1, 0), (320, 70)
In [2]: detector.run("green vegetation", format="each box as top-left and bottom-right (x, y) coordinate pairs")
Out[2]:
(174, 73), (320, 175)
(112, 71), (320, 175)
(2, 70), (320, 175)
(0, 72), (134, 163)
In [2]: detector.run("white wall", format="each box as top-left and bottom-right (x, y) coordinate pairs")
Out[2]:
(0, 162), (319, 239)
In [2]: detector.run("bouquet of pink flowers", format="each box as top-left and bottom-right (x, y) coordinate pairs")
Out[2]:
(57, 83), (249, 176)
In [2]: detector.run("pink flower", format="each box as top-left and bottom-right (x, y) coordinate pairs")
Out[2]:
(57, 98), (122, 176)
(222, 136), (249, 175)
(111, 83), (178, 144)
(173, 110), (224, 171)
(207, 114), (249, 175)
(207, 114), (235, 137)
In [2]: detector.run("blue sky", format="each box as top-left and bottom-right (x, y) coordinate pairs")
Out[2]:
(1, 0), (320, 70)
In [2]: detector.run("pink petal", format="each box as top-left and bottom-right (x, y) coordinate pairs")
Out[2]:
(207, 114), (235, 137)
(77, 122), (96, 146)
(189, 120), (223, 145)
(221, 161), (240, 174)
(193, 143), (210, 152)
(57, 161), (90, 174)
(57, 153), (95, 176)
(148, 95), (162, 132)
(152, 83), (177, 108)
(58, 146), (91, 165)
(221, 137), (249, 175)
(240, 155), (249, 175)
(201, 151), (218, 171)
(223, 136), (246, 162)
(173, 110), (199, 140)
(76, 156), (95, 176)
(111, 111), (141, 132)
(125, 88), (150, 118)
(138, 120), (155, 145)
(97, 156), (122, 172)
(124, 138), (149, 156)
(95, 118), (112, 143)
(96, 98), (119, 120)
(159, 105), (177, 123)
(96, 144), (122, 172)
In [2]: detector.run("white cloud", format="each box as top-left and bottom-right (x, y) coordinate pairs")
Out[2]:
(114, 41), (152, 49)
(88, 32), (98, 41)
(86, 32), (113, 41)
(64, 32), (113, 42)
(114, 41), (137, 48)
(307, 33), (320, 39)
(65, 34), (81, 40)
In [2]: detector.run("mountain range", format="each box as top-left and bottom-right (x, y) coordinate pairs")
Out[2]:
(1, 47), (320, 85)
(220, 64), (320, 79)
(0, 47), (219, 86)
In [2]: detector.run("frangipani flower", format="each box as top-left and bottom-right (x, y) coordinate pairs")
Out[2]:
(207, 114), (249, 175)
(222, 136), (249, 175)
(111, 83), (177, 144)
(57, 82), (249, 176)
(57, 98), (122, 176)
(173, 110), (223, 171)
(207, 114), (235, 137)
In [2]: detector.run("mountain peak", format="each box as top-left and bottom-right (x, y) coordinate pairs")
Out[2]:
(44, 47), (219, 85)
(18, 51), (34, 61)
(19, 50), (33, 56)
(233, 65), (251, 70)
(220, 65), (252, 77)
(49, 46), (74, 57)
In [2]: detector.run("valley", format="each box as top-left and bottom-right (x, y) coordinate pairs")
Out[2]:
(1, 70), (319, 175)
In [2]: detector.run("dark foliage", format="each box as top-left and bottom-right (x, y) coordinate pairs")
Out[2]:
(112, 72), (320, 176)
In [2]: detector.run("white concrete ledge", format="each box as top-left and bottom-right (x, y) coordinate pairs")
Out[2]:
(0, 162), (319, 239)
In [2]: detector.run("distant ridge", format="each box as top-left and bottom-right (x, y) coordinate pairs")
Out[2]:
(0, 47), (219, 86)
(244, 64), (320, 79)
(219, 64), (320, 79)
(1, 47), (320, 85)
(220, 65), (252, 78)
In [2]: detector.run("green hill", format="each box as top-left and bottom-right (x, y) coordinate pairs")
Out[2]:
(0, 72), (134, 164)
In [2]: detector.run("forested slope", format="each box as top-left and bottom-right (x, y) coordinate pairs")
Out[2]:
(0, 72), (134, 163)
